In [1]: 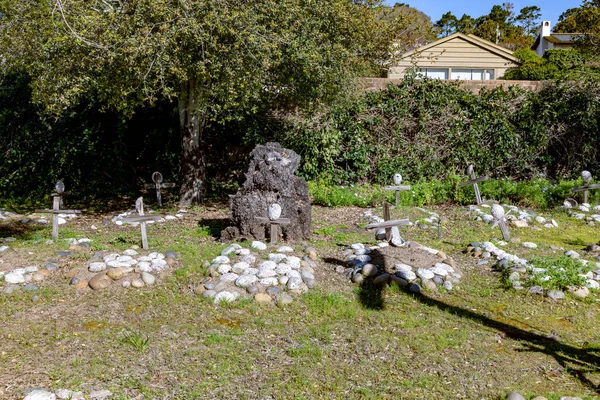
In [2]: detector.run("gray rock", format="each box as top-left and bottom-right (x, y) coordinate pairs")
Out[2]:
(266, 286), (281, 296)
(527, 286), (544, 295)
(247, 285), (260, 295)
(3, 284), (21, 294)
(508, 272), (520, 282)
(141, 272), (156, 286)
(276, 292), (294, 306)
(547, 290), (565, 300)
(442, 281), (453, 291)
(506, 392), (525, 400)
(23, 283), (38, 291)
(408, 283), (421, 293)
(89, 389), (112, 399)
(352, 273), (364, 284)
(214, 291), (237, 304)
(433, 276), (444, 285)
(361, 264), (378, 277)
(305, 278), (316, 289)
(44, 263), (58, 271)
(165, 250), (178, 259)
(236, 274), (258, 288)
(203, 290), (217, 298)
(287, 277), (303, 290)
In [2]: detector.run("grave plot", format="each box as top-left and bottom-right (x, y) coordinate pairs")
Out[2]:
(67, 248), (179, 291)
(464, 240), (600, 300)
(196, 242), (319, 305)
(467, 203), (559, 230)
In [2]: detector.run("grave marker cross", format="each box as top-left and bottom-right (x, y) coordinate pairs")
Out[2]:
(34, 181), (81, 241)
(144, 171), (175, 208)
(459, 164), (489, 205)
(491, 204), (511, 241)
(364, 202), (410, 241)
(384, 173), (411, 207)
(572, 170), (600, 204)
(121, 197), (162, 249)
(255, 204), (291, 244)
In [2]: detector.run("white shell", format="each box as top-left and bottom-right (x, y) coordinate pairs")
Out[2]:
(268, 203), (282, 221)
(582, 170), (592, 184)
(393, 174), (402, 185)
(491, 204), (505, 220)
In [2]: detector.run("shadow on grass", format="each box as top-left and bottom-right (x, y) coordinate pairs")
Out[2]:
(0, 220), (46, 241)
(197, 218), (230, 239)
(365, 246), (600, 393)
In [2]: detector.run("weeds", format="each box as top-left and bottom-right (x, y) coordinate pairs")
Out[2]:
(121, 330), (150, 351)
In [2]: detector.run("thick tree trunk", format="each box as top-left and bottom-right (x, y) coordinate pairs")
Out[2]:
(178, 79), (207, 207)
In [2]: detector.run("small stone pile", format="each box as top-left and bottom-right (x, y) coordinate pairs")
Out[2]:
(196, 242), (318, 305)
(338, 242), (462, 293)
(468, 204), (558, 229)
(0, 208), (14, 220)
(112, 209), (187, 226)
(70, 249), (177, 290)
(22, 387), (112, 400)
(465, 241), (599, 299)
(568, 202), (600, 225)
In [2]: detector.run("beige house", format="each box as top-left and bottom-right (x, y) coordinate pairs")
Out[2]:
(388, 32), (520, 80)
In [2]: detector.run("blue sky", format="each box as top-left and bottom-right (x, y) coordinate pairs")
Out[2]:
(388, 0), (583, 28)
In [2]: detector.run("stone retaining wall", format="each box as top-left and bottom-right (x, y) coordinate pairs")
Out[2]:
(361, 78), (549, 94)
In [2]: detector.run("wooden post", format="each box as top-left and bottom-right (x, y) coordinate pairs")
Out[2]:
(383, 202), (392, 240)
(255, 217), (291, 244)
(365, 202), (410, 237)
(34, 181), (81, 241)
(144, 171), (175, 209)
(384, 185), (411, 207)
(459, 165), (489, 205)
(120, 197), (163, 249)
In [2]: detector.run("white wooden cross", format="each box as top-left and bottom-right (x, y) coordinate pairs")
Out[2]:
(365, 202), (410, 241)
(384, 173), (411, 207)
(121, 197), (162, 249)
(35, 181), (81, 241)
(459, 164), (489, 205)
(144, 171), (175, 208)
(255, 203), (291, 243)
(572, 170), (600, 204)
(491, 204), (510, 241)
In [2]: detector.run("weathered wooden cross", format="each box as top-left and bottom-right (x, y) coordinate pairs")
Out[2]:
(384, 174), (411, 207)
(365, 202), (410, 241)
(255, 204), (290, 244)
(572, 170), (600, 204)
(491, 204), (510, 241)
(144, 171), (175, 208)
(459, 164), (489, 205)
(121, 197), (162, 249)
(35, 181), (81, 241)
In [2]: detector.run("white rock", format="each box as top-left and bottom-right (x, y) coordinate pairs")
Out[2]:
(286, 270), (301, 279)
(241, 255), (256, 264)
(275, 263), (292, 275)
(243, 268), (259, 276)
(260, 277), (279, 286)
(277, 246), (294, 253)
(301, 270), (315, 281)
(4, 271), (24, 284)
(232, 262), (250, 274)
(434, 263), (454, 273)
(236, 248), (251, 256)
(394, 263), (413, 273)
(236, 274), (258, 288)
(286, 256), (301, 268)
(217, 264), (232, 274)
(268, 253), (287, 263)
(586, 279), (600, 289)
(24, 389), (56, 400)
(123, 249), (138, 256)
(89, 262), (107, 272)
(148, 252), (165, 260)
(117, 255), (134, 263)
(429, 266), (448, 277)
(137, 256), (153, 262)
(56, 389), (85, 400)
(137, 261), (152, 272)
(0, 245), (8, 252)
(214, 291), (237, 304)
(219, 273), (240, 282)
(165, 215), (177, 220)
(212, 256), (230, 264)
(522, 242), (537, 249)
(416, 268), (435, 280)
(151, 259), (168, 271)
(351, 243), (365, 250)
(396, 269), (416, 281)
(287, 277), (303, 290)
(279, 276), (289, 285)
(142, 272), (156, 285)
(251, 241), (267, 251)
(24, 266), (38, 273)
(122, 281), (131, 288)
(257, 269), (277, 278)
(77, 238), (91, 243)
(103, 253), (120, 262)
(258, 261), (277, 270)
(221, 244), (241, 256)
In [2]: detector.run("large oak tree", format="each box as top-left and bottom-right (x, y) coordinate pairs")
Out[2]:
(0, 0), (378, 205)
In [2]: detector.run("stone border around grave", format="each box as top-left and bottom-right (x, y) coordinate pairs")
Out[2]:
(195, 241), (319, 305)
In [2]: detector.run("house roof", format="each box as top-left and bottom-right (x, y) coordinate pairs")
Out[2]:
(532, 32), (581, 50)
(399, 32), (520, 64)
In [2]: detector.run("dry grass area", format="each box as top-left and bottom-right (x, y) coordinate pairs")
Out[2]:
(1, 203), (600, 399)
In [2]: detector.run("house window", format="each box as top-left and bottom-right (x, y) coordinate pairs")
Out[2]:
(450, 69), (495, 80)
(418, 68), (448, 79)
